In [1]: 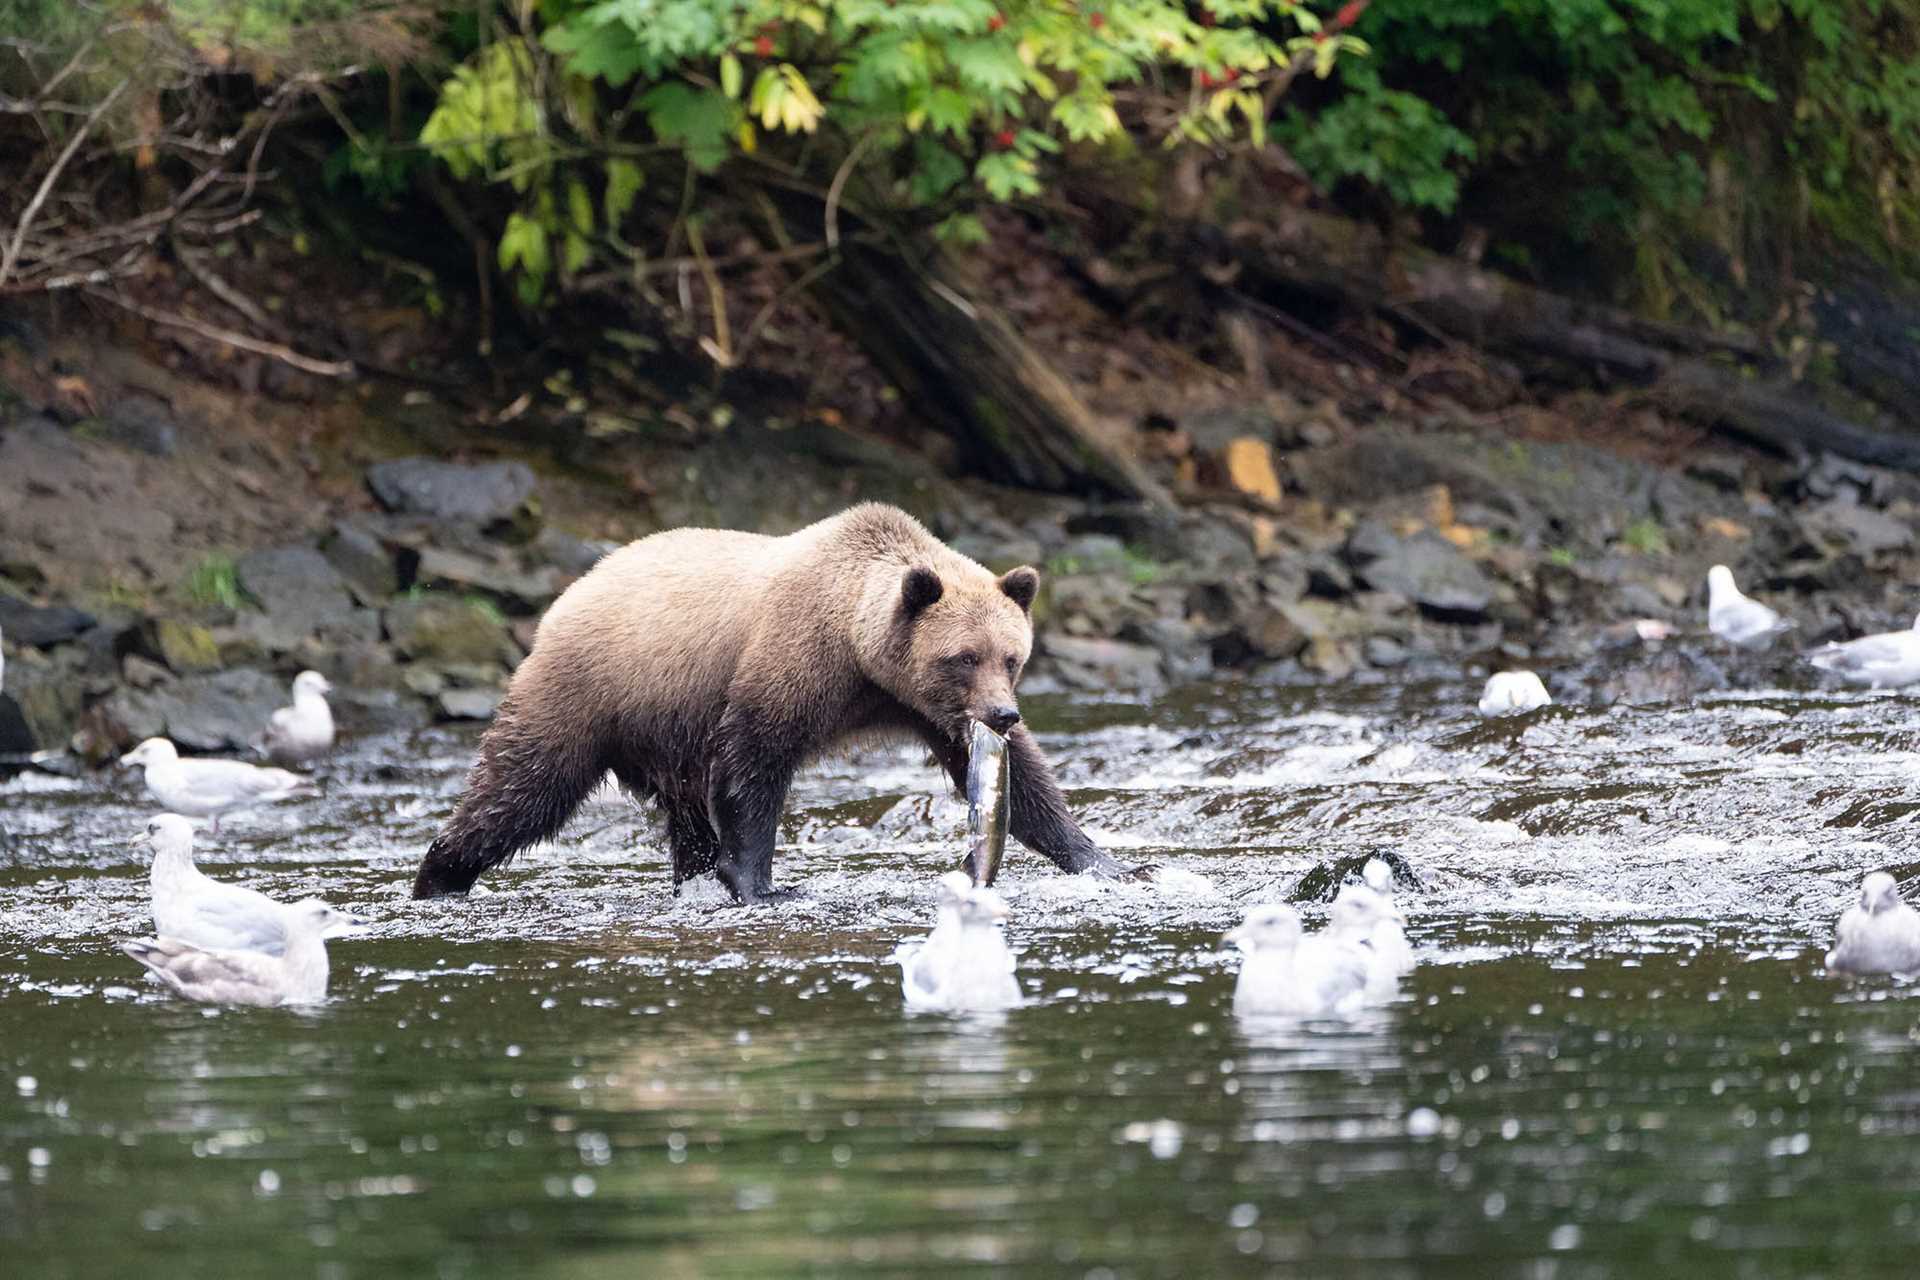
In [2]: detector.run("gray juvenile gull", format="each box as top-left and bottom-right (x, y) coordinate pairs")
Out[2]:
(1225, 903), (1369, 1019)
(120, 738), (316, 831)
(1825, 872), (1920, 976)
(1478, 670), (1551, 717)
(898, 872), (1022, 1012)
(142, 813), (301, 955)
(121, 898), (360, 1007)
(1806, 615), (1920, 689)
(258, 671), (335, 766)
(1707, 565), (1793, 649)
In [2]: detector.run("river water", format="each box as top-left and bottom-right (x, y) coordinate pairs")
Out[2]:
(3, 672), (1919, 1277)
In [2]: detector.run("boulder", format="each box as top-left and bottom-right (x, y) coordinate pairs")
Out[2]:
(1038, 634), (1164, 691)
(0, 595), (95, 647)
(385, 597), (515, 667)
(100, 668), (286, 752)
(1346, 525), (1494, 620)
(235, 546), (379, 653)
(437, 687), (502, 721)
(412, 544), (561, 610)
(1802, 501), (1912, 558)
(322, 522), (400, 605)
(367, 457), (537, 524)
(147, 619), (222, 674)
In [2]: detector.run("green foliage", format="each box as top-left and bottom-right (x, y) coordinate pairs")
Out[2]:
(1305, 0), (1920, 303)
(184, 554), (243, 611)
(1621, 518), (1670, 556)
(420, 1), (1364, 303)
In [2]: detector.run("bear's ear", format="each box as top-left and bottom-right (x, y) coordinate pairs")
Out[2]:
(901, 565), (944, 616)
(999, 566), (1039, 612)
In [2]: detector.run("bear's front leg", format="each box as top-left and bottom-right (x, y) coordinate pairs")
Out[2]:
(708, 741), (801, 906)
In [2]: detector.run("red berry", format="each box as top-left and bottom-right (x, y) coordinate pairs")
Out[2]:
(1224, 67), (1240, 81)
(1197, 9), (1215, 27)
(988, 13), (1006, 31)
(754, 35), (773, 56)
(1198, 71), (1216, 89)
(994, 129), (1016, 150)
(1313, 31), (1328, 44)
(1089, 12), (1105, 29)
(1333, 0), (1368, 30)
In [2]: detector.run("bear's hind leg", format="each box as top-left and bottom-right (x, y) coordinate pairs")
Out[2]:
(660, 798), (722, 889)
(413, 701), (605, 898)
(708, 742), (799, 906)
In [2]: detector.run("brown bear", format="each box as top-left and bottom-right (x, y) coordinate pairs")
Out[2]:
(411, 502), (1142, 904)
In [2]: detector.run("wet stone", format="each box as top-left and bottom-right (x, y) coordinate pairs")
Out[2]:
(367, 457), (537, 524)
(437, 687), (502, 721)
(0, 596), (95, 648)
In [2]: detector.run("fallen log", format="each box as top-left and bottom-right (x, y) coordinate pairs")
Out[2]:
(1149, 203), (1920, 472)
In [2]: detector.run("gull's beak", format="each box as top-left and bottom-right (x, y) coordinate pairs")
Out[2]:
(131, 831), (152, 851)
(1223, 924), (1248, 946)
(117, 750), (140, 767)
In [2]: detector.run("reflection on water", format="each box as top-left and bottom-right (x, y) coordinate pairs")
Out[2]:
(5, 676), (1920, 1275)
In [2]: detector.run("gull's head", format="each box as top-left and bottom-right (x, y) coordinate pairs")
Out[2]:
(934, 870), (974, 908)
(293, 670), (333, 698)
(1861, 872), (1903, 915)
(956, 886), (1011, 926)
(119, 738), (178, 769)
(287, 898), (366, 937)
(1362, 858), (1393, 895)
(133, 813), (194, 855)
(1225, 903), (1303, 952)
(1329, 885), (1388, 936)
(1707, 564), (1736, 601)
(1910, 614), (1920, 632)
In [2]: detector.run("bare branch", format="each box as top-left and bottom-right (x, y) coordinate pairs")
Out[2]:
(85, 289), (355, 378)
(0, 77), (128, 289)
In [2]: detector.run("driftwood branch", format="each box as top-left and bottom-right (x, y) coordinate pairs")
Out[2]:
(0, 77), (128, 288)
(85, 289), (354, 377)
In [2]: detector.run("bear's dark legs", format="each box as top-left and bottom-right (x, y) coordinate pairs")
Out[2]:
(927, 723), (1138, 879)
(660, 797), (722, 887)
(412, 703), (605, 898)
(708, 752), (798, 906)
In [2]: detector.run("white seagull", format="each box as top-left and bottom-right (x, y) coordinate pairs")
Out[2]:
(1328, 884), (1411, 1001)
(898, 872), (1022, 1012)
(1357, 859), (1417, 975)
(1825, 872), (1920, 976)
(141, 813), (307, 955)
(258, 670), (335, 766)
(121, 897), (360, 1007)
(1225, 903), (1369, 1019)
(1805, 615), (1920, 689)
(120, 738), (316, 831)
(1478, 670), (1552, 717)
(1707, 565), (1793, 648)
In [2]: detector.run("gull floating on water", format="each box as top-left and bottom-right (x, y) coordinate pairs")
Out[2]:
(1805, 615), (1920, 689)
(898, 871), (1022, 1012)
(1329, 884), (1411, 1001)
(1478, 670), (1551, 717)
(121, 897), (360, 1007)
(141, 813), (321, 956)
(120, 738), (316, 832)
(1707, 565), (1793, 648)
(1358, 858), (1416, 973)
(1825, 872), (1920, 976)
(1225, 903), (1369, 1019)
(257, 670), (335, 766)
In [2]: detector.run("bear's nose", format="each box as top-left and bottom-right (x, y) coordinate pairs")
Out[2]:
(983, 705), (1021, 734)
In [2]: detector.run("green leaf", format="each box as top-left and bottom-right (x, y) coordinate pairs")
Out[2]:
(603, 158), (643, 225)
(641, 82), (735, 172)
(720, 52), (742, 98)
(498, 211), (550, 281)
(949, 39), (1027, 95)
(975, 151), (1041, 200)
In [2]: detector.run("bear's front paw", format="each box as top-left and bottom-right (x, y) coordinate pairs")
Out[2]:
(734, 885), (804, 907)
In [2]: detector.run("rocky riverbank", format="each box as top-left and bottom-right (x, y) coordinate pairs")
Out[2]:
(3, 330), (1918, 768)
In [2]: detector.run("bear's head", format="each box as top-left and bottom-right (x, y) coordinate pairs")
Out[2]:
(878, 561), (1040, 741)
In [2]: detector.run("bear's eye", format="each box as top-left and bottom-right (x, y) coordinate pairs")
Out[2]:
(951, 652), (979, 669)
(1004, 656), (1019, 676)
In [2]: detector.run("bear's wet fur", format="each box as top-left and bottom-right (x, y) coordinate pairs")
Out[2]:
(412, 502), (1137, 904)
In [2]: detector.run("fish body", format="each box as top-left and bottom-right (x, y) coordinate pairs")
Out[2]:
(964, 719), (1010, 887)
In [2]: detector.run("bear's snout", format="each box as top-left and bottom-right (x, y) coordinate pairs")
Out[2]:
(982, 704), (1021, 734)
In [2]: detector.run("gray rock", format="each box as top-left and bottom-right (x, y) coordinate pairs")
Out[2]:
(1363, 635), (1409, 667)
(412, 545), (560, 609)
(235, 546), (378, 653)
(322, 522), (400, 605)
(97, 395), (178, 456)
(1348, 528), (1494, 619)
(101, 668), (286, 752)
(437, 688), (502, 721)
(367, 458), (537, 524)
(1803, 501), (1912, 558)
(532, 527), (617, 574)
(1038, 634), (1164, 691)
(385, 597), (515, 666)
(1054, 534), (1130, 575)
(0, 595), (95, 647)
